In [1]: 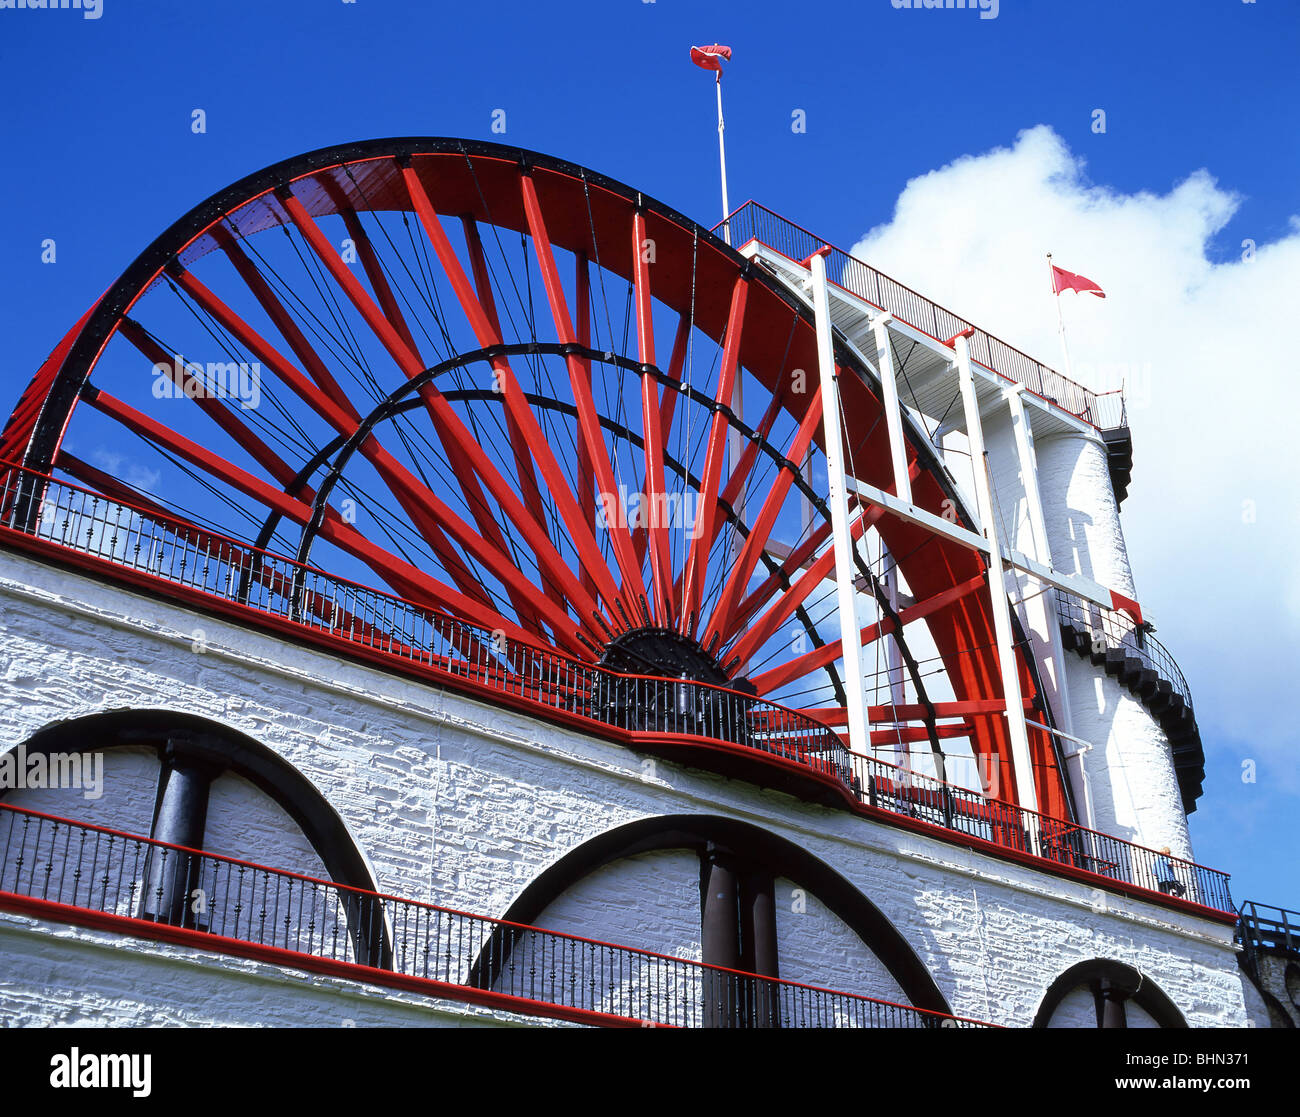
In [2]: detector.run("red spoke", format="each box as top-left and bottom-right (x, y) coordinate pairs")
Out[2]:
(657, 315), (691, 448)
(321, 180), (423, 362)
(214, 226), (361, 423)
(273, 194), (609, 643)
(704, 387), (824, 648)
(401, 164), (625, 631)
(679, 273), (748, 637)
(749, 572), (988, 695)
(277, 192), (528, 602)
(461, 215), (566, 615)
(169, 264), (499, 616)
(169, 263), (575, 642)
(518, 171), (646, 625)
(724, 500), (881, 671)
(630, 313), (693, 572)
(574, 251), (597, 602)
(663, 356), (783, 609)
(633, 208), (671, 626)
(83, 387), (543, 646)
(118, 317), (304, 493)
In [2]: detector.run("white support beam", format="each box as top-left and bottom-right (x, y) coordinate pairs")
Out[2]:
(952, 331), (1040, 817)
(840, 477), (1123, 623)
(810, 248), (870, 759)
(1006, 384), (1077, 740)
(871, 314), (912, 505)
(882, 540), (910, 771)
(845, 474), (988, 553)
(1006, 386), (1051, 563)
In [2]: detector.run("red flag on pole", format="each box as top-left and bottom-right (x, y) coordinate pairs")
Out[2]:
(1050, 264), (1105, 298)
(690, 44), (732, 71)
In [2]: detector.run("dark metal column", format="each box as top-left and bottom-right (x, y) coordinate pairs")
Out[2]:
(701, 844), (740, 1028)
(1098, 979), (1130, 1028)
(142, 740), (219, 928)
(741, 870), (780, 1028)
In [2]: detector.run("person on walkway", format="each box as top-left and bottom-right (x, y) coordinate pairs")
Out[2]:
(1154, 847), (1186, 897)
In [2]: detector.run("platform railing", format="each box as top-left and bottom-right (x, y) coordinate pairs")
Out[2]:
(722, 201), (1127, 431)
(1237, 902), (1300, 976)
(0, 801), (985, 1028)
(1055, 589), (1192, 711)
(0, 462), (1233, 915)
(847, 752), (1232, 912)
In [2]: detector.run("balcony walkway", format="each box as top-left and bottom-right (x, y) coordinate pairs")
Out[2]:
(0, 802), (989, 1029)
(720, 201), (1126, 437)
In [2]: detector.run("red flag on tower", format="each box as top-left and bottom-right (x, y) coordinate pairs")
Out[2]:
(1050, 263), (1106, 298)
(690, 44), (732, 71)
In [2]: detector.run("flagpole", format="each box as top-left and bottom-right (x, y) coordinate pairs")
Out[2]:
(716, 72), (730, 245)
(1047, 252), (1074, 381)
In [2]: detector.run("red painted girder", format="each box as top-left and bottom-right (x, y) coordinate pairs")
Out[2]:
(517, 172), (647, 625)
(657, 315), (691, 448)
(276, 190), (562, 638)
(214, 226), (361, 423)
(662, 375), (782, 602)
(574, 252), (597, 603)
(1, 302), (100, 465)
(630, 314), (696, 570)
(729, 457), (924, 652)
(866, 723), (973, 746)
(166, 265), (560, 638)
(750, 572), (989, 695)
(117, 318), (310, 495)
(633, 209), (671, 626)
(797, 699), (1038, 727)
(725, 500), (881, 670)
(824, 724), (976, 749)
(332, 195), (423, 362)
(703, 387), (824, 649)
(732, 518), (833, 633)
(56, 452), (496, 676)
(460, 215), (566, 616)
(679, 274), (748, 637)
(84, 387), (545, 646)
(399, 166), (623, 632)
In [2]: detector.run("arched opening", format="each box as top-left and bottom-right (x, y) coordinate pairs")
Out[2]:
(1033, 959), (1186, 1028)
(470, 813), (948, 1023)
(0, 709), (388, 966)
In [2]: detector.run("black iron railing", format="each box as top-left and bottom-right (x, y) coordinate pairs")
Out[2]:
(722, 201), (1127, 431)
(0, 462), (1234, 914)
(1056, 589), (1192, 711)
(0, 462), (847, 776)
(0, 802), (986, 1028)
(1238, 902), (1300, 976)
(847, 752), (1232, 913)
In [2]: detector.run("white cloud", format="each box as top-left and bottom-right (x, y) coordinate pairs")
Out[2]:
(89, 448), (161, 495)
(849, 125), (1300, 766)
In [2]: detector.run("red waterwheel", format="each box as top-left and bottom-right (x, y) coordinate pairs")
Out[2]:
(0, 139), (1072, 820)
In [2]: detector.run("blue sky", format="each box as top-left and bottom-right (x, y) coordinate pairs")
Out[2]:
(1, 0), (1296, 907)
